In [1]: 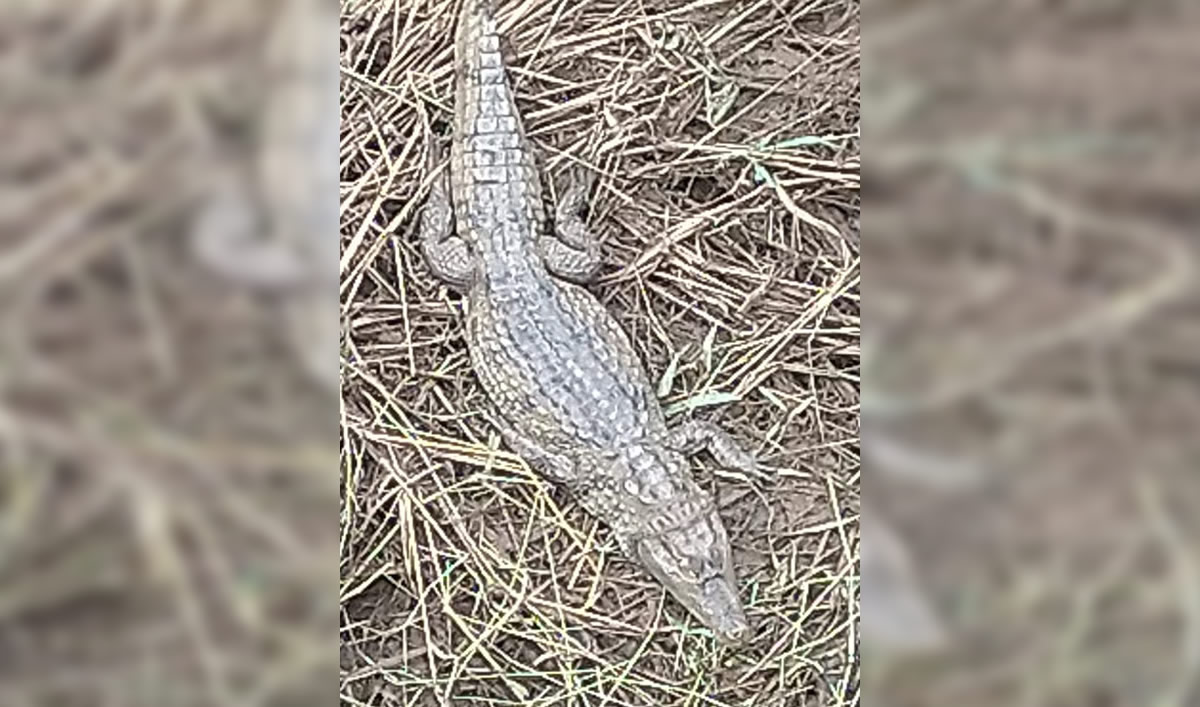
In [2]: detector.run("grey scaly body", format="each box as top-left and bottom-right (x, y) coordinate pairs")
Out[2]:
(420, 0), (756, 644)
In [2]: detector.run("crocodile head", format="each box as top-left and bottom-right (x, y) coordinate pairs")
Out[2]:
(634, 508), (751, 645)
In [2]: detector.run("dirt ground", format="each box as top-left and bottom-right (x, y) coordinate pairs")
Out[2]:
(339, 0), (859, 705)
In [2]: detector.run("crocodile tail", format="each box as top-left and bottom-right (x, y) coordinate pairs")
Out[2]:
(455, 0), (506, 74)
(456, 0), (499, 46)
(464, 0), (498, 14)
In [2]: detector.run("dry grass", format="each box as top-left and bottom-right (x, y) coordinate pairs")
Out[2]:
(338, 0), (860, 705)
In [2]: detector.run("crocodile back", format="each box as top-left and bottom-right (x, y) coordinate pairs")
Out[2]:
(467, 280), (666, 451)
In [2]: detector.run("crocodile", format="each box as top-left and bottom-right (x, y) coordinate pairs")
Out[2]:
(419, 0), (757, 644)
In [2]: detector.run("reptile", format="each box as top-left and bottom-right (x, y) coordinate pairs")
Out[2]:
(420, 0), (757, 644)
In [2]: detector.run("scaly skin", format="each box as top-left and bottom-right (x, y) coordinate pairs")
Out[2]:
(420, 0), (756, 645)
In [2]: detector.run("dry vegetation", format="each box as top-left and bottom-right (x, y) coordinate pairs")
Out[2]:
(339, 0), (860, 705)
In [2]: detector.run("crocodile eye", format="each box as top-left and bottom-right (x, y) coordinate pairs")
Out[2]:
(708, 546), (724, 568)
(658, 544), (702, 582)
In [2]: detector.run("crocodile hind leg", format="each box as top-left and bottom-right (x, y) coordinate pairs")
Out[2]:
(540, 170), (602, 283)
(420, 159), (475, 291)
(663, 419), (758, 474)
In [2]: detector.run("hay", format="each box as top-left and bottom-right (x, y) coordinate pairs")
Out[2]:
(339, 1), (860, 704)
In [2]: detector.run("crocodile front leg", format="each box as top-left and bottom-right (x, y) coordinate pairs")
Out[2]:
(540, 170), (601, 283)
(663, 419), (758, 474)
(420, 161), (475, 291)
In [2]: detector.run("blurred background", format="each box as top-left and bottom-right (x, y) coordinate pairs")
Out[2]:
(863, 0), (1200, 705)
(0, 1), (338, 705)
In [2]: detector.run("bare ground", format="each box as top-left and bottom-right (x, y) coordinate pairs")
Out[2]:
(339, 0), (860, 705)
